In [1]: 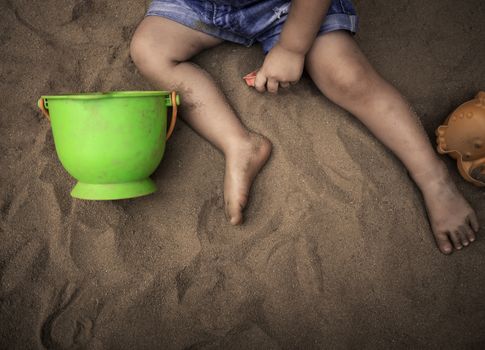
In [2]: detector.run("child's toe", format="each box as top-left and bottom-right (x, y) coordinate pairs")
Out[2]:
(225, 200), (243, 225)
(435, 233), (453, 254)
(449, 231), (463, 250)
(466, 226), (476, 242)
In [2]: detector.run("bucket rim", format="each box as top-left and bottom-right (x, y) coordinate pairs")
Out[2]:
(41, 90), (172, 100)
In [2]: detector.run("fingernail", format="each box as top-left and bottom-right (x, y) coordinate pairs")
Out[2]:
(470, 238), (475, 242)
(457, 246), (462, 250)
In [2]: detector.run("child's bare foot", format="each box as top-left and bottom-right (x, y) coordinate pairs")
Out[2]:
(415, 163), (480, 254)
(223, 133), (272, 225)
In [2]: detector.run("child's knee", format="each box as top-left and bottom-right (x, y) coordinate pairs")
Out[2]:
(130, 34), (150, 71)
(327, 64), (373, 101)
(129, 31), (175, 77)
(130, 34), (157, 72)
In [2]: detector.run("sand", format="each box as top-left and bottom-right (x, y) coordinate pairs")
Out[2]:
(1, 0), (485, 349)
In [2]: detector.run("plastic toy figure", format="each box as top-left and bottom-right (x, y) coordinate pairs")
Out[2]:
(436, 92), (485, 187)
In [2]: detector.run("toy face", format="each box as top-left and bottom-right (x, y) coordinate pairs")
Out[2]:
(437, 92), (485, 161)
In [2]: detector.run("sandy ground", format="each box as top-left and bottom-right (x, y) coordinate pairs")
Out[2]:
(1, 0), (485, 349)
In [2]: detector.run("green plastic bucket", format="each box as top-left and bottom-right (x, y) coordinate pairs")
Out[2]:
(37, 91), (180, 200)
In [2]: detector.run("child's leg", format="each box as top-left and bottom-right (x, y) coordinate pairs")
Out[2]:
(305, 31), (479, 254)
(130, 17), (271, 224)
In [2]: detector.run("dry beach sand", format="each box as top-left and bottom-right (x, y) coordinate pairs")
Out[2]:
(1, 0), (485, 349)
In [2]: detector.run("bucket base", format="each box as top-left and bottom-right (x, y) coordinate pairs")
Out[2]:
(71, 179), (156, 200)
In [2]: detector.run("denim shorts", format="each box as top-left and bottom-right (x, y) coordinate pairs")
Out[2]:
(146, 0), (358, 53)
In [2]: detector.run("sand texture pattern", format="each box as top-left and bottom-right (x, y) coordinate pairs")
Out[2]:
(1, 0), (485, 349)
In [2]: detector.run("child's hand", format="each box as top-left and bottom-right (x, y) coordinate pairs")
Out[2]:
(254, 43), (305, 93)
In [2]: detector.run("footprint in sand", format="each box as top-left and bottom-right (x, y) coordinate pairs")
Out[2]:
(40, 201), (154, 349)
(0, 238), (44, 295)
(41, 282), (99, 349)
(41, 269), (153, 349)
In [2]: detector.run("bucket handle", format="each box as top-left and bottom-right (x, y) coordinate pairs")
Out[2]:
(38, 92), (178, 141)
(37, 98), (50, 121)
(166, 91), (178, 141)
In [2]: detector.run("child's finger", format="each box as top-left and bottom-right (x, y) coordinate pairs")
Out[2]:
(267, 79), (279, 94)
(243, 70), (258, 87)
(254, 71), (267, 93)
(280, 82), (290, 88)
